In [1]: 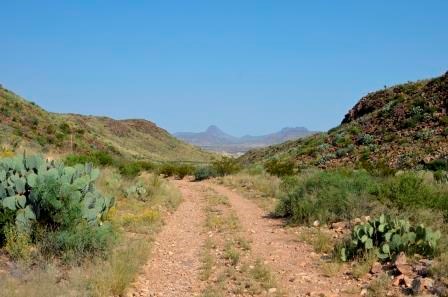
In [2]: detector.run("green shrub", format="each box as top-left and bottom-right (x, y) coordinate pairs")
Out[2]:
(119, 161), (154, 178)
(158, 163), (176, 177)
(212, 157), (240, 176)
(357, 134), (375, 145)
(274, 169), (378, 224)
(379, 173), (448, 215)
(194, 166), (217, 181)
(4, 226), (31, 261)
(65, 151), (115, 167)
(264, 158), (294, 177)
(434, 170), (448, 183)
(333, 133), (353, 147)
(339, 214), (441, 262)
(361, 160), (396, 177)
(335, 144), (354, 157)
(425, 159), (448, 171)
(155, 163), (194, 179)
(59, 123), (71, 134)
(39, 222), (115, 261)
(173, 164), (195, 179)
(245, 164), (264, 175)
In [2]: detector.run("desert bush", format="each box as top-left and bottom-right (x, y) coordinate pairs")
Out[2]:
(194, 166), (217, 181)
(4, 226), (32, 261)
(335, 144), (355, 157)
(274, 169), (378, 225)
(118, 161), (154, 178)
(425, 159), (448, 171)
(361, 160), (396, 177)
(65, 151), (115, 167)
(173, 164), (195, 179)
(157, 163), (194, 179)
(157, 163), (176, 177)
(379, 172), (448, 216)
(275, 169), (448, 225)
(39, 222), (115, 261)
(333, 133), (353, 147)
(357, 133), (375, 145)
(264, 158), (294, 177)
(245, 164), (264, 175)
(339, 214), (441, 262)
(434, 170), (448, 183)
(212, 157), (240, 176)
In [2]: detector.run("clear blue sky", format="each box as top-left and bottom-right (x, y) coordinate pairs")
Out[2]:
(1, 1), (447, 136)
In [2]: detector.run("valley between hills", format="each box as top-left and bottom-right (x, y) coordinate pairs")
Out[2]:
(1, 72), (448, 297)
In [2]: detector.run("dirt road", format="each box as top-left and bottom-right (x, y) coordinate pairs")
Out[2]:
(127, 179), (358, 297)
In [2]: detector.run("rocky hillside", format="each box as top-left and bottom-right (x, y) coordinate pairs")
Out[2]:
(0, 85), (212, 162)
(175, 125), (314, 154)
(241, 71), (448, 169)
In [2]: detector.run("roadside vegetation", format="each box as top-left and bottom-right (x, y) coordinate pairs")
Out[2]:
(0, 153), (181, 297)
(218, 160), (448, 295)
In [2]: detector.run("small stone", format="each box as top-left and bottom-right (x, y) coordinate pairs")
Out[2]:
(360, 288), (368, 296)
(395, 253), (413, 276)
(331, 221), (347, 230)
(313, 220), (320, 227)
(268, 288), (277, 294)
(393, 275), (413, 287)
(420, 277), (434, 290)
(370, 262), (382, 274)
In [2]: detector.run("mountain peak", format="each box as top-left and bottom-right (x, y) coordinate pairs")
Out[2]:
(206, 125), (223, 134)
(175, 125), (315, 154)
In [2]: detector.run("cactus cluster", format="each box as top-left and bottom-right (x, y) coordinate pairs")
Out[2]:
(125, 182), (148, 200)
(0, 154), (114, 234)
(340, 214), (441, 261)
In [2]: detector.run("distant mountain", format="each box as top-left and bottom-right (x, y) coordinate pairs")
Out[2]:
(174, 126), (315, 154)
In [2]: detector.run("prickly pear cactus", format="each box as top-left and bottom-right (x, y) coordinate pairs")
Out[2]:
(340, 214), (441, 261)
(0, 153), (114, 233)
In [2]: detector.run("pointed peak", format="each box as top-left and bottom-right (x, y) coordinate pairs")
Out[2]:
(206, 125), (223, 133)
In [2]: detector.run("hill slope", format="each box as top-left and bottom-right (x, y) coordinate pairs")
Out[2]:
(0, 86), (212, 162)
(241, 71), (448, 169)
(175, 125), (315, 154)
